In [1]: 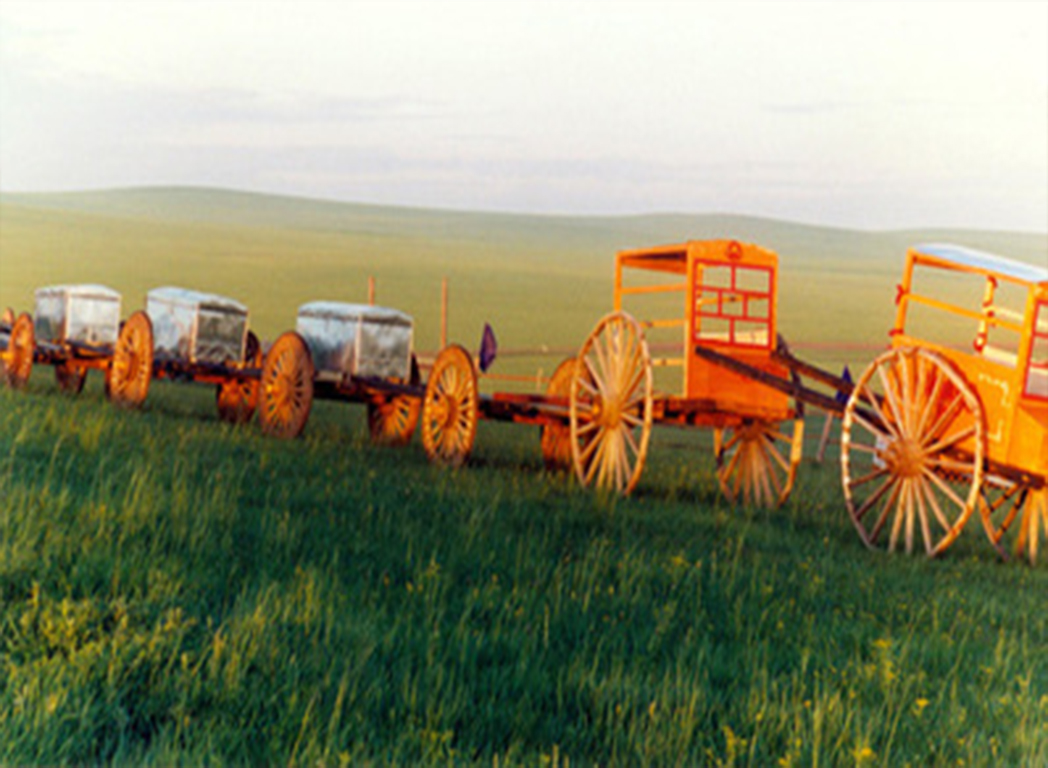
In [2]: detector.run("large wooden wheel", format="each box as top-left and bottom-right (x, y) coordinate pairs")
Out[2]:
(569, 312), (653, 496)
(715, 418), (804, 507)
(367, 354), (421, 446)
(107, 311), (153, 408)
(55, 361), (88, 395)
(258, 331), (314, 439)
(421, 345), (478, 467)
(3, 312), (34, 389)
(841, 347), (985, 556)
(421, 344), (480, 466)
(979, 481), (1047, 564)
(216, 331), (261, 425)
(540, 357), (575, 471)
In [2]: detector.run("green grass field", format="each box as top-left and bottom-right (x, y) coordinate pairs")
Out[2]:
(1, 377), (1046, 766)
(1, 189), (1047, 765)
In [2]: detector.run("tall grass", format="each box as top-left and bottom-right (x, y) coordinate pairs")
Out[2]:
(1, 374), (1045, 766)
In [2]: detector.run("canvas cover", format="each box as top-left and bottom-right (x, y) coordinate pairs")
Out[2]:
(296, 301), (413, 380)
(34, 284), (121, 346)
(146, 287), (249, 364)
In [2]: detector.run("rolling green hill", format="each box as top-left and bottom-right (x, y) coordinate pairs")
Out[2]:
(2, 187), (1045, 374)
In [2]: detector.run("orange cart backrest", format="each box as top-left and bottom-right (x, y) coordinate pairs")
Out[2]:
(892, 243), (1048, 476)
(614, 240), (791, 421)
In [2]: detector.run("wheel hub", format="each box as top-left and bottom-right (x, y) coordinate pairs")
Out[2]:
(883, 438), (925, 478)
(438, 395), (458, 429)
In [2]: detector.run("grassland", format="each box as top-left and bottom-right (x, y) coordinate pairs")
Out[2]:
(1, 188), (1047, 765)
(1, 374), (1046, 767)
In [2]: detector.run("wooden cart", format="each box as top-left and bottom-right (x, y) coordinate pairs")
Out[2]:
(255, 301), (424, 447)
(418, 240), (810, 505)
(838, 244), (1047, 562)
(1, 284), (130, 396)
(103, 287), (263, 423)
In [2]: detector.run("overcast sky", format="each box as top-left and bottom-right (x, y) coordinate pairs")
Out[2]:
(1, 1), (1045, 231)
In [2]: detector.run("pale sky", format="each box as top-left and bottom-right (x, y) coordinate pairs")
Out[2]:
(1, 1), (1046, 231)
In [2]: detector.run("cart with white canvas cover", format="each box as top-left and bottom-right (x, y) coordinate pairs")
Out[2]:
(256, 301), (423, 446)
(104, 286), (263, 423)
(1, 284), (124, 395)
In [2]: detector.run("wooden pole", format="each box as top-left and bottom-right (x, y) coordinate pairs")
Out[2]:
(441, 278), (448, 350)
(368, 276), (376, 306)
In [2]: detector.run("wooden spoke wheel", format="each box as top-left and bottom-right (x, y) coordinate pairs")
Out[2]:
(55, 361), (88, 395)
(979, 481), (1047, 564)
(258, 331), (314, 439)
(3, 312), (34, 389)
(367, 354), (422, 447)
(841, 347), (985, 557)
(106, 311), (153, 408)
(421, 344), (478, 467)
(715, 418), (804, 508)
(540, 357), (575, 471)
(569, 312), (653, 496)
(216, 331), (262, 425)
(1015, 490), (1048, 565)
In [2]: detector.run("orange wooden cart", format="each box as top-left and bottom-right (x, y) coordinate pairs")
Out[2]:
(420, 240), (812, 505)
(840, 244), (1048, 562)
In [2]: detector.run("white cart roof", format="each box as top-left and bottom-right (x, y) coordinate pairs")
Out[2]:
(147, 286), (248, 314)
(298, 301), (412, 325)
(914, 244), (1048, 285)
(35, 284), (121, 300)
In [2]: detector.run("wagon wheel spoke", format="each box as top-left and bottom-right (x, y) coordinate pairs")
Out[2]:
(258, 331), (314, 439)
(979, 482), (1044, 563)
(923, 425), (977, 456)
(922, 392), (965, 449)
(918, 474), (953, 535)
(55, 361), (87, 395)
(368, 355), (421, 447)
(853, 474), (896, 523)
(867, 477), (903, 547)
(716, 418), (802, 508)
(421, 345), (478, 467)
(875, 360), (907, 437)
(842, 347), (983, 557)
(1013, 490), (1047, 565)
(540, 358), (575, 471)
(107, 311), (153, 409)
(570, 312), (652, 496)
(888, 480), (911, 554)
(3, 313), (35, 390)
(217, 330), (262, 425)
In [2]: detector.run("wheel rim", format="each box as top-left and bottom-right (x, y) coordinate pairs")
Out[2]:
(540, 357), (575, 471)
(569, 312), (653, 496)
(421, 344), (478, 467)
(841, 347), (984, 556)
(217, 332), (261, 425)
(3, 313), (34, 389)
(259, 332), (314, 439)
(107, 311), (153, 408)
(368, 356), (421, 447)
(716, 418), (804, 507)
(55, 361), (87, 395)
